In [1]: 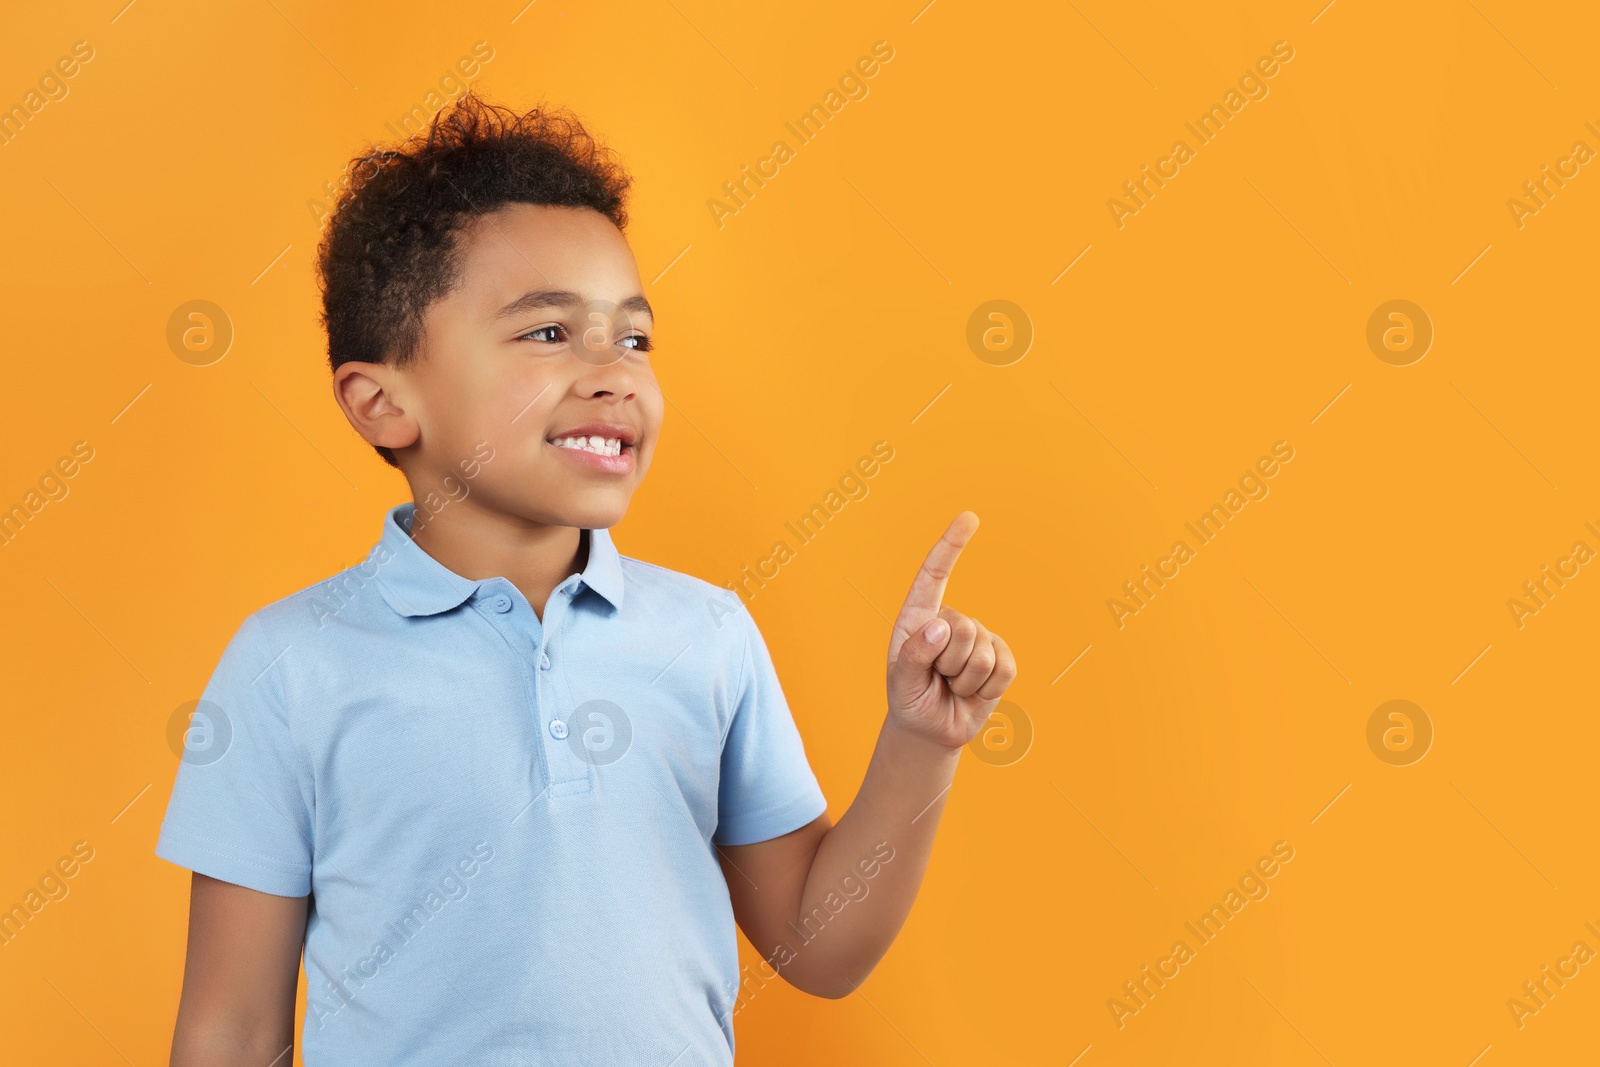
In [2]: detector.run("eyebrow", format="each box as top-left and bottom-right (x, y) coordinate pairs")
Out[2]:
(491, 288), (654, 323)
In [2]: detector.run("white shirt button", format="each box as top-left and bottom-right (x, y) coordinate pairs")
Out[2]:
(548, 719), (569, 740)
(539, 652), (551, 670)
(490, 594), (512, 613)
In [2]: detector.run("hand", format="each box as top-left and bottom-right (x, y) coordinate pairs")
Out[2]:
(886, 511), (1018, 749)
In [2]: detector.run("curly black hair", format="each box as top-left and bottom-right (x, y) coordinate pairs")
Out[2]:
(316, 89), (633, 469)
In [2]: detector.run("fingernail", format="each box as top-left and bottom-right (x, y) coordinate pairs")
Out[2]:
(925, 619), (949, 643)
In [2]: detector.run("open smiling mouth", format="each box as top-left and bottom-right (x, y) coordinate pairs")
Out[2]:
(544, 426), (638, 473)
(549, 435), (626, 457)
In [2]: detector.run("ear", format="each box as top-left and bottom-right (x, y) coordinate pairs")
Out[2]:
(332, 361), (419, 454)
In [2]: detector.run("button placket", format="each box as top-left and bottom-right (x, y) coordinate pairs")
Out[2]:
(473, 580), (563, 803)
(531, 581), (591, 796)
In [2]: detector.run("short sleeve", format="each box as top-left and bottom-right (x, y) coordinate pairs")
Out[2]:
(713, 603), (828, 846)
(155, 613), (313, 897)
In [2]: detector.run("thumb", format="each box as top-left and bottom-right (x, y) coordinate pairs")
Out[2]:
(893, 617), (951, 676)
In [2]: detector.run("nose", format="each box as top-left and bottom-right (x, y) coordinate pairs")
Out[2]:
(572, 343), (643, 400)
(570, 306), (648, 393)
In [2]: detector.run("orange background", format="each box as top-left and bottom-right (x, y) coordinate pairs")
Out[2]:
(2, 1), (1597, 1064)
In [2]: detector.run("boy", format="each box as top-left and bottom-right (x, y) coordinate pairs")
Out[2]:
(157, 91), (1016, 1066)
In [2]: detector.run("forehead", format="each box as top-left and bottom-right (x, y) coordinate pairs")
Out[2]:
(446, 203), (640, 314)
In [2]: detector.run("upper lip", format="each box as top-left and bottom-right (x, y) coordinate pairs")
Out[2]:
(546, 422), (638, 447)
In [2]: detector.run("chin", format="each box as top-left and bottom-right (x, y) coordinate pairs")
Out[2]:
(552, 496), (632, 530)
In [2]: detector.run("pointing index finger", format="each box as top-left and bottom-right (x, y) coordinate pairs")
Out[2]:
(897, 511), (979, 622)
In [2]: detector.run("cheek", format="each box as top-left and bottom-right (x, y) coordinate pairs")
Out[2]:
(494, 370), (565, 440)
(639, 377), (666, 438)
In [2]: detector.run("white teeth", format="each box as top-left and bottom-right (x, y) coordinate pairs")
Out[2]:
(553, 435), (622, 457)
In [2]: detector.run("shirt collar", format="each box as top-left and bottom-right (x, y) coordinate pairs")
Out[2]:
(370, 502), (624, 617)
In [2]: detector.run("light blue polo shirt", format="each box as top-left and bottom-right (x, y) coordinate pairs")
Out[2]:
(156, 501), (828, 1065)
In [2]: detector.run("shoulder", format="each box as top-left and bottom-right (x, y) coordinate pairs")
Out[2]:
(239, 556), (397, 656)
(617, 552), (754, 645)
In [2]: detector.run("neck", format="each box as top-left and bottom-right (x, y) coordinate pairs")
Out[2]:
(408, 499), (586, 622)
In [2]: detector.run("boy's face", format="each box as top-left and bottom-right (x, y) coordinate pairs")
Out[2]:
(379, 203), (662, 532)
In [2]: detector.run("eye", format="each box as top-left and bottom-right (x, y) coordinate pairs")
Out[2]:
(621, 335), (654, 353)
(518, 324), (568, 344)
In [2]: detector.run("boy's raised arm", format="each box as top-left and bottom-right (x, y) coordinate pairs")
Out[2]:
(718, 511), (1016, 999)
(169, 873), (309, 1067)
